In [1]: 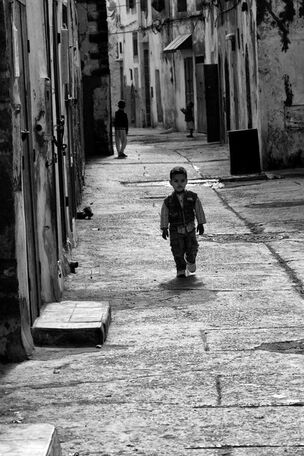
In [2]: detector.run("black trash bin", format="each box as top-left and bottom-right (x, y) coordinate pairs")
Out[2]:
(228, 128), (261, 175)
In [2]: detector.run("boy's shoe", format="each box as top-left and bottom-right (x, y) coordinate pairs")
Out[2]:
(176, 270), (186, 278)
(186, 262), (196, 273)
(120, 153), (128, 158)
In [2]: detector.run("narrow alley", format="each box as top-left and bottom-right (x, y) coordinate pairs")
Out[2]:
(1, 130), (304, 455)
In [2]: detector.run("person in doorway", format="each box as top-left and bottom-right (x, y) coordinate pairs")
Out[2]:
(114, 100), (128, 158)
(181, 101), (194, 138)
(160, 167), (206, 278)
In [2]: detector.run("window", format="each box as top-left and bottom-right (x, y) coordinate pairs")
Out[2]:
(130, 69), (133, 81)
(127, 0), (135, 9)
(141, 0), (147, 12)
(177, 0), (187, 12)
(133, 32), (138, 57)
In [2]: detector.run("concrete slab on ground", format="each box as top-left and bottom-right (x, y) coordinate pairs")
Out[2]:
(0, 424), (61, 456)
(32, 301), (111, 347)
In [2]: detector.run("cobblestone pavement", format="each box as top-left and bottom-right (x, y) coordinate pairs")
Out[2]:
(1, 129), (304, 455)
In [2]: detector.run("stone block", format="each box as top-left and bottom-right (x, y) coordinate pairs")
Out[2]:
(32, 300), (111, 347)
(0, 424), (62, 456)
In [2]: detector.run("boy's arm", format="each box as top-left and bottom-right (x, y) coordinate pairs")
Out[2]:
(195, 197), (206, 225)
(160, 202), (169, 229)
(160, 202), (169, 239)
(195, 197), (206, 235)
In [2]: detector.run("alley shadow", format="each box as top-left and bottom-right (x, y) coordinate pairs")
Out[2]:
(159, 274), (205, 292)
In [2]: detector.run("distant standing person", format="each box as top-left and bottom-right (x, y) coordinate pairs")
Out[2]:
(181, 101), (194, 138)
(114, 100), (128, 158)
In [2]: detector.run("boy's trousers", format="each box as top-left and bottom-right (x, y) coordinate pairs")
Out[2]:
(170, 229), (198, 271)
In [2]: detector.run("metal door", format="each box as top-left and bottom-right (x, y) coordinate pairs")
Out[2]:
(16, 0), (41, 323)
(204, 64), (220, 142)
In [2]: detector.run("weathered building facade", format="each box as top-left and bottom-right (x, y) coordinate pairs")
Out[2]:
(216, 0), (304, 168)
(0, 0), (85, 361)
(108, 0), (304, 168)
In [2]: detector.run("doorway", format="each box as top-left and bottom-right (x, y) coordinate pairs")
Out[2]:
(195, 57), (207, 133)
(155, 69), (163, 123)
(143, 47), (151, 126)
(204, 64), (220, 142)
(184, 57), (194, 106)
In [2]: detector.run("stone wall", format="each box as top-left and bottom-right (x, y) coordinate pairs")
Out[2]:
(257, 0), (304, 168)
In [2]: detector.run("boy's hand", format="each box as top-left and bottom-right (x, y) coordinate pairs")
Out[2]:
(162, 228), (169, 240)
(197, 224), (204, 235)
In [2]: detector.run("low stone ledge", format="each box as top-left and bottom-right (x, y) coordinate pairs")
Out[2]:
(0, 423), (61, 456)
(32, 300), (111, 347)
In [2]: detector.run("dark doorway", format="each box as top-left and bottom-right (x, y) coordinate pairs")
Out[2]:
(184, 57), (194, 106)
(204, 64), (220, 142)
(195, 57), (207, 133)
(16, 0), (41, 323)
(155, 69), (163, 123)
(224, 58), (231, 132)
(130, 83), (136, 124)
(143, 48), (151, 126)
(245, 45), (253, 129)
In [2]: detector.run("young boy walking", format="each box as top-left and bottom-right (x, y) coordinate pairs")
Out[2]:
(114, 100), (128, 158)
(160, 167), (206, 278)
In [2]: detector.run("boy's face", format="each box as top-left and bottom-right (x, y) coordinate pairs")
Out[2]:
(170, 173), (187, 193)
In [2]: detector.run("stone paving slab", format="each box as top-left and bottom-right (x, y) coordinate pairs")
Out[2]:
(0, 424), (61, 456)
(32, 301), (111, 347)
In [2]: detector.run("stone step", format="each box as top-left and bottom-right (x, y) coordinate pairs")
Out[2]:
(32, 300), (111, 347)
(0, 424), (61, 456)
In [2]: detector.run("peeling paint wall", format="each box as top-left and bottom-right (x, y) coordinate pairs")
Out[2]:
(257, 0), (304, 168)
(77, 0), (112, 156)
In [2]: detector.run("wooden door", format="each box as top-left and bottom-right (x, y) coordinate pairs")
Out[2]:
(195, 59), (207, 133)
(16, 0), (41, 323)
(204, 64), (220, 142)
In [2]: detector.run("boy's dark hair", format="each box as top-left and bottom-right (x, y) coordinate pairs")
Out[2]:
(170, 167), (187, 179)
(118, 100), (126, 108)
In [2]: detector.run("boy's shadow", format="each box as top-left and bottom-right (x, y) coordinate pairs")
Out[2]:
(159, 274), (205, 291)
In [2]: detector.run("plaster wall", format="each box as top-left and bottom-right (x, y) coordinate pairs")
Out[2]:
(257, 0), (304, 168)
